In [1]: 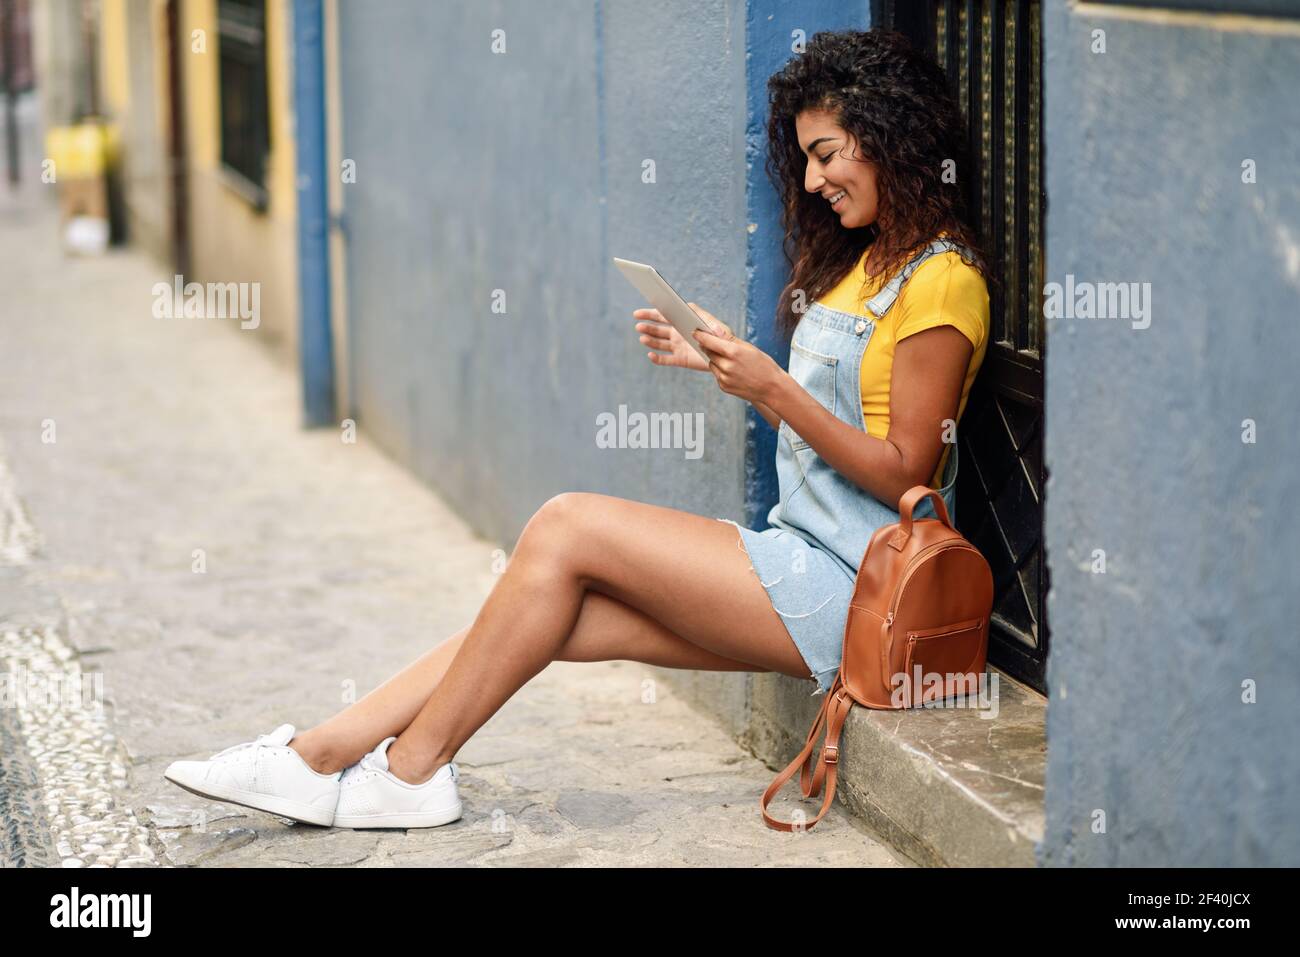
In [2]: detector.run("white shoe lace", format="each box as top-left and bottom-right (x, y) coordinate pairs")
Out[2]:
(339, 752), (379, 785)
(208, 730), (275, 762)
(356, 750), (387, 775)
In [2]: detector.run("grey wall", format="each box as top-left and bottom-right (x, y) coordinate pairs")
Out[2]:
(335, 0), (753, 547)
(1040, 4), (1300, 866)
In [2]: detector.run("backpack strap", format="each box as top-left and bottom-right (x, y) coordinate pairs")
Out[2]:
(761, 671), (857, 832)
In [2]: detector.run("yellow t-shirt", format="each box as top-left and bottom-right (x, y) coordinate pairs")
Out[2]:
(816, 246), (991, 488)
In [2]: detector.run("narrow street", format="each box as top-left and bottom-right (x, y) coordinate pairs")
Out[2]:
(0, 180), (902, 868)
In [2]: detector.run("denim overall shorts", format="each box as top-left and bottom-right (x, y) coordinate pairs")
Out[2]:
(717, 238), (967, 695)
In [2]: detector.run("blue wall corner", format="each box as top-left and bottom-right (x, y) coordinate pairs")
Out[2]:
(742, 0), (873, 527)
(293, 0), (335, 427)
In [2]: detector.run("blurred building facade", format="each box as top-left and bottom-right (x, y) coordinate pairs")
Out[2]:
(40, 0), (300, 352)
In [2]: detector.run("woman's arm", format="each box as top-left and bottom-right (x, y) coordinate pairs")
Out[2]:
(752, 398), (781, 431)
(764, 325), (972, 507)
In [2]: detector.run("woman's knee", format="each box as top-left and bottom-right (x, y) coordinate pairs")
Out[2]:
(514, 492), (589, 565)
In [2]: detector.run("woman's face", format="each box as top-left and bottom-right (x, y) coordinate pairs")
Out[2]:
(795, 108), (879, 230)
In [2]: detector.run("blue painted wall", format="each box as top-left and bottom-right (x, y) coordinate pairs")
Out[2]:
(294, 0), (335, 427)
(1039, 4), (1300, 866)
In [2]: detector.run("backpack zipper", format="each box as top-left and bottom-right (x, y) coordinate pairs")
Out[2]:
(882, 540), (969, 624)
(878, 540), (972, 670)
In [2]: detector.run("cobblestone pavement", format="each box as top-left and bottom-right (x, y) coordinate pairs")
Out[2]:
(0, 176), (903, 868)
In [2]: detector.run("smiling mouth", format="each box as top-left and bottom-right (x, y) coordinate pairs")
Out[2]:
(827, 189), (847, 208)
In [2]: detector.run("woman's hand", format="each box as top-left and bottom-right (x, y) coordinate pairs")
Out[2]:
(633, 307), (712, 372)
(687, 302), (785, 406)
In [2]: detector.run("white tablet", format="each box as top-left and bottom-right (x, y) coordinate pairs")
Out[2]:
(613, 257), (716, 363)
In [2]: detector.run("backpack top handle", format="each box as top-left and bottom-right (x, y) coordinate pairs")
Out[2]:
(886, 484), (955, 551)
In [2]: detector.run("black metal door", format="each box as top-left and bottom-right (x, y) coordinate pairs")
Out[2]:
(874, 0), (1049, 694)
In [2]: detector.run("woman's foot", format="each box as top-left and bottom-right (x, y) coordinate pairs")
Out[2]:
(163, 723), (343, 827)
(333, 736), (462, 830)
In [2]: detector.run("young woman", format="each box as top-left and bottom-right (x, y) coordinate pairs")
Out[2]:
(164, 29), (993, 830)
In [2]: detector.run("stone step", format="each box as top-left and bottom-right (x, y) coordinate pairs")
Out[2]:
(667, 665), (1045, 866)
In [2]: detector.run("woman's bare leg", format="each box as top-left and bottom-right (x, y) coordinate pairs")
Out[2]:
(289, 588), (770, 774)
(288, 630), (471, 774)
(295, 492), (809, 783)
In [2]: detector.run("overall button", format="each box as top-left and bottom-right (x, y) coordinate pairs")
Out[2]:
(854, 319), (867, 334)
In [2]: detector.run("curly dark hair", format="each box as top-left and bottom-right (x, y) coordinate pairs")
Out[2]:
(765, 28), (994, 338)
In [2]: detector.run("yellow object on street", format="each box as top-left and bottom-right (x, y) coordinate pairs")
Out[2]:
(44, 120), (119, 180)
(44, 120), (122, 254)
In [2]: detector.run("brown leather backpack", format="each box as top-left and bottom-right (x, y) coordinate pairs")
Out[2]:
(760, 485), (994, 832)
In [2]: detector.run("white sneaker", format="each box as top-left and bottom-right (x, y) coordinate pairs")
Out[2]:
(163, 723), (342, 827)
(333, 736), (463, 829)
